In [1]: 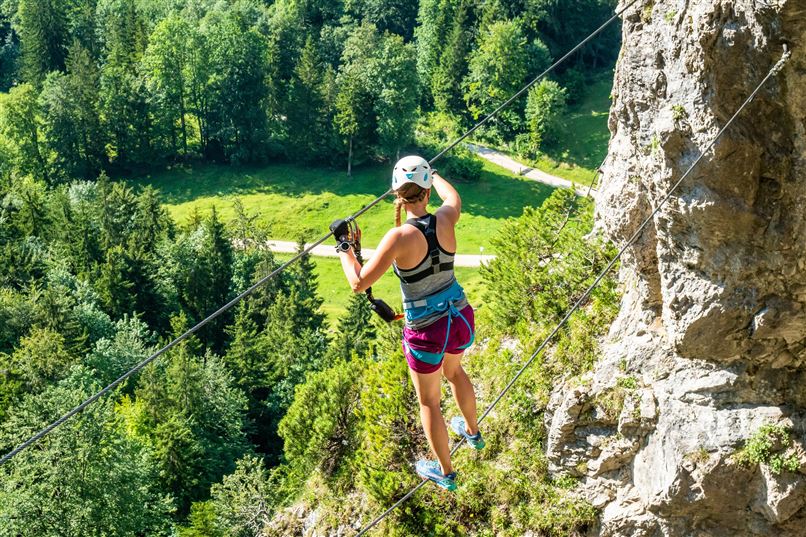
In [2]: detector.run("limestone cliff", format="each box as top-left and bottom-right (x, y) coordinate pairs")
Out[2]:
(545, 1), (806, 535)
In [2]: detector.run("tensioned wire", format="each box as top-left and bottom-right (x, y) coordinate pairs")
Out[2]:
(0, 0), (641, 468)
(353, 46), (791, 537)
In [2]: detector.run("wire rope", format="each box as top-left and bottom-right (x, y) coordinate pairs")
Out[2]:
(354, 44), (791, 537)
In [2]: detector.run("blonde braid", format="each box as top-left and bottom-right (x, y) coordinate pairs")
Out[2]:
(393, 184), (429, 227)
(394, 197), (404, 227)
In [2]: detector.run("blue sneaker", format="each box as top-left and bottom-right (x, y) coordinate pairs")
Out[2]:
(450, 417), (485, 450)
(415, 460), (457, 491)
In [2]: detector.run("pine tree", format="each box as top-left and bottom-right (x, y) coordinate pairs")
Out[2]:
(97, 0), (151, 168)
(414, 0), (455, 106)
(166, 208), (233, 351)
(0, 369), (173, 535)
(331, 292), (376, 363)
(431, 0), (476, 114)
(40, 43), (105, 181)
(95, 244), (135, 319)
(16, 0), (68, 86)
(286, 36), (337, 161)
(128, 318), (249, 516)
(347, 0), (419, 40)
(287, 240), (326, 333)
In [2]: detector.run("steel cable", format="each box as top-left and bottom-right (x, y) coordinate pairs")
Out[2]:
(0, 0), (642, 469)
(354, 45), (791, 537)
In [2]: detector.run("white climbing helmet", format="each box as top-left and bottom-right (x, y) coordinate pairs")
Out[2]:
(392, 155), (433, 190)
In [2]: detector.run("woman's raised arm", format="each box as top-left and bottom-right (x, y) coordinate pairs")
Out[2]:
(432, 172), (461, 224)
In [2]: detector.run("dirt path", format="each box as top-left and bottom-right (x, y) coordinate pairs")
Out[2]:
(265, 240), (494, 267)
(466, 143), (596, 198)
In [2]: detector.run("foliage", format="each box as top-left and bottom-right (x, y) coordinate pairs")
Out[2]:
(0, 369), (172, 536)
(463, 20), (551, 142)
(39, 45), (105, 181)
(357, 353), (420, 503)
(481, 188), (618, 343)
(0, 83), (47, 181)
(734, 424), (801, 475)
(0, 1), (626, 534)
(122, 342), (249, 515)
(523, 79), (568, 157)
(278, 358), (363, 478)
(16, 0), (66, 86)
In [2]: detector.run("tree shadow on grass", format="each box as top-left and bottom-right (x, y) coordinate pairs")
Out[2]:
(126, 160), (556, 221)
(542, 72), (613, 171)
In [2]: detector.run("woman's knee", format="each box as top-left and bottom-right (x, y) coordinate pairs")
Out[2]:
(443, 363), (466, 383)
(418, 392), (441, 409)
(442, 353), (463, 381)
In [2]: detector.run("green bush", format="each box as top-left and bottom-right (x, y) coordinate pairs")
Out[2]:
(416, 111), (484, 183)
(734, 424), (800, 475)
(523, 79), (568, 158)
(278, 358), (364, 479)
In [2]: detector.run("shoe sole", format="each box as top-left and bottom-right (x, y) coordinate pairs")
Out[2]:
(451, 423), (485, 451)
(417, 472), (457, 491)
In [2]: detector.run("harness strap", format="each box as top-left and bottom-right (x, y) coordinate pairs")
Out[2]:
(403, 303), (474, 365)
(403, 280), (464, 313)
(395, 215), (454, 284)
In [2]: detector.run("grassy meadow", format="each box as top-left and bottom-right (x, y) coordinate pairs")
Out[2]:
(531, 73), (613, 185)
(129, 158), (555, 254)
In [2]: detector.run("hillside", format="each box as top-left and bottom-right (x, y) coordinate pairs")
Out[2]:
(128, 158), (555, 254)
(0, 1), (643, 536)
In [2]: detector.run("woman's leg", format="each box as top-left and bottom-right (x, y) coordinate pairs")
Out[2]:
(442, 352), (479, 435)
(409, 367), (453, 475)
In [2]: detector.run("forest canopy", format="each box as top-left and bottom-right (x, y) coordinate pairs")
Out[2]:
(0, 0), (620, 179)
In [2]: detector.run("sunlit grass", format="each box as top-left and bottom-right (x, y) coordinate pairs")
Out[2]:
(126, 159), (555, 254)
(536, 73), (613, 184)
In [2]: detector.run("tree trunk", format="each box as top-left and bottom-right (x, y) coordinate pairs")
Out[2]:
(179, 91), (188, 156)
(347, 136), (353, 177)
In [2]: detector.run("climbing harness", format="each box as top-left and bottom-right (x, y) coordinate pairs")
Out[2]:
(353, 45), (793, 536)
(402, 280), (474, 366)
(393, 215), (454, 285)
(393, 212), (472, 361)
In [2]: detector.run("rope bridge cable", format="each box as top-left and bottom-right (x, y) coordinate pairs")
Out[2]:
(0, 0), (640, 469)
(354, 45), (791, 537)
(429, 0), (640, 165)
(586, 155), (608, 198)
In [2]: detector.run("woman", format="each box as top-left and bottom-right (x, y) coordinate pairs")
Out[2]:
(335, 155), (484, 491)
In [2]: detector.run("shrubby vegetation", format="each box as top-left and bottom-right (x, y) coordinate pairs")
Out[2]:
(0, 0), (623, 534)
(0, 172), (620, 535)
(733, 424), (801, 475)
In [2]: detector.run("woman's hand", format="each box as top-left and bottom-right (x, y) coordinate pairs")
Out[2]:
(337, 226), (400, 294)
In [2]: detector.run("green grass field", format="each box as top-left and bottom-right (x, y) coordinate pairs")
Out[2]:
(278, 254), (487, 324)
(532, 73), (612, 185)
(129, 158), (554, 254)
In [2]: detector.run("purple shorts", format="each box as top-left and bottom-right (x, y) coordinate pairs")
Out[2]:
(402, 305), (475, 374)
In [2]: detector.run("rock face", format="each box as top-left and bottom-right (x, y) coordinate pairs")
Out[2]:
(546, 1), (806, 535)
